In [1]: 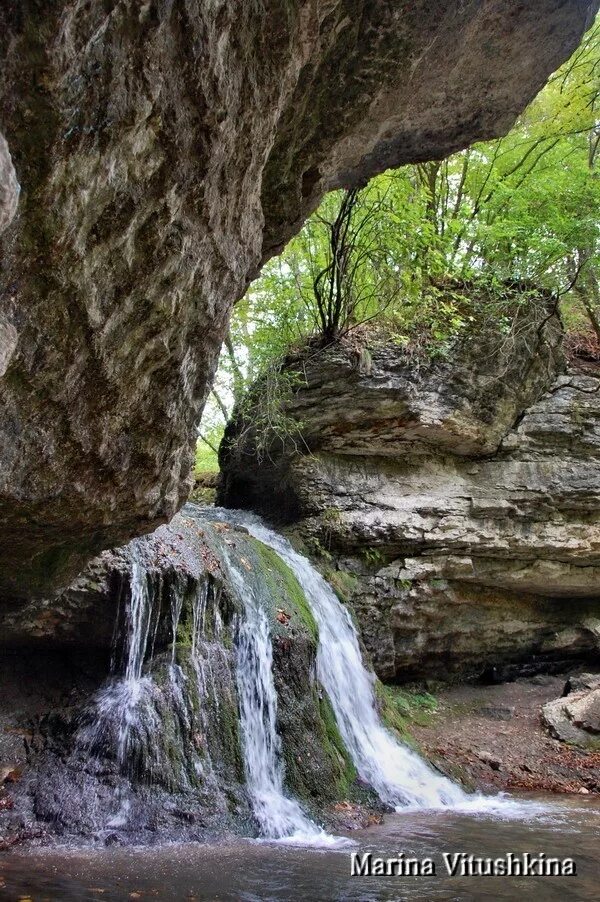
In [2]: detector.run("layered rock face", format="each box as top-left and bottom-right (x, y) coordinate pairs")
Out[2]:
(220, 298), (600, 681)
(0, 1), (597, 598)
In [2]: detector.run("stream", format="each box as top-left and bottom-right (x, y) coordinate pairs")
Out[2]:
(1, 799), (598, 900)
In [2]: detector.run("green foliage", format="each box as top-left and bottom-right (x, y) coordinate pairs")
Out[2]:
(318, 694), (358, 794)
(225, 364), (307, 466)
(194, 439), (220, 475)
(250, 20), (600, 338)
(199, 21), (600, 461)
(376, 683), (438, 744)
(363, 547), (385, 568)
(323, 569), (359, 604)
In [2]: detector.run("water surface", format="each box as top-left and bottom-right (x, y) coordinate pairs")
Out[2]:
(1, 797), (598, 901)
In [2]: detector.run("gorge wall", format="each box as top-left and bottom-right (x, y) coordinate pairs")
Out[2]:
(1, 1), (598, 598)
(219, 295), (600, 681)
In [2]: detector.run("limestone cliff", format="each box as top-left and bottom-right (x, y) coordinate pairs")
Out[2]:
(219, 296), (600, 681)
(0, 1), (597, 598)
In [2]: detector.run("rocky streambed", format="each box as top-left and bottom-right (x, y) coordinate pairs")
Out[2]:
(408, 673), (600, 796)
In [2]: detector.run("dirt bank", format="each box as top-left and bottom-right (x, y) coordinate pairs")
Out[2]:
(409, 673), (600, 795)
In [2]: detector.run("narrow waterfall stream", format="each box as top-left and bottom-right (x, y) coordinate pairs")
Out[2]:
(205, 508), (466, 811)
(78, 543), (227, 812)
(219, 544), (332, 843)
(79, 540), (158, 768)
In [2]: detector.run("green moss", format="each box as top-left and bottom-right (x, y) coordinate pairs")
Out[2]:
(247, 537), (318, 642)
(318, 694), (357, 794)
(174, 592), (198, 648)
(212, 691), (245, 783)
(277, 681), (359, 806)
(323, 568), (359, 604)
(376, 682), (438, 748)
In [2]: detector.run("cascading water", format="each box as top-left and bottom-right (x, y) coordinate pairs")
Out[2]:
(79, 521), (332, 842)
(77, 502), (521, 845)
(78, 544), (223, 798)
(203, 507), (466, 810)
(79, 540), (159, 767)
(217, 541), (334, 843)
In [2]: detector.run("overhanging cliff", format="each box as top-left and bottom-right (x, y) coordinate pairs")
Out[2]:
(0, 1), (597, 597)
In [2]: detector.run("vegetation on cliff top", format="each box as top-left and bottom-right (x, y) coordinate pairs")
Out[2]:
(196, 18), (600, 468)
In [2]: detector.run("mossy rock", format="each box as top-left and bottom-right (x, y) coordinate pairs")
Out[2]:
(323, 568), (359, 604)
(375, 681), (438, 750)
(246, 537), (318, 642)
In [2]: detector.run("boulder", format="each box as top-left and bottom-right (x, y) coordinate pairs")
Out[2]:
(563, 673), (600, 695)
(542, 679), (600, 747)
(0, 1), (597, 597)
(567, 690), (600, 734)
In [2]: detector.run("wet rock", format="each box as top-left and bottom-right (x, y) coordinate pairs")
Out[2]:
(0, 2), (597, 598)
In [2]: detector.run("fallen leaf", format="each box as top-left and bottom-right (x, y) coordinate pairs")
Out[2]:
(333, 801), (354, 811)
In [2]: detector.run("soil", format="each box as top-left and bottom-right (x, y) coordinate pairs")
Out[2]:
(410, 672), (600, 796)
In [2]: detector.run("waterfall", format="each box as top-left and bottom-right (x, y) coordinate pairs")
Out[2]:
(218, 542), (333, 843)
(78, 541), (159, 768)
(205, 507), (466, 810)
(80, 524), (332, 841)
(124, 548), (154, 683)
(79, 545), (222, 794)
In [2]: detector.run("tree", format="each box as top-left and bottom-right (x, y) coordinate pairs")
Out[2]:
(196, 16), (600, 462)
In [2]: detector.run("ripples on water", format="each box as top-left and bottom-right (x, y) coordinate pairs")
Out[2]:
(1, 799), (598, 901)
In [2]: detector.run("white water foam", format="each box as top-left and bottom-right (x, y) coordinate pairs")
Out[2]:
(229, 513), (465, 810)
(219, 541), (339, 845)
